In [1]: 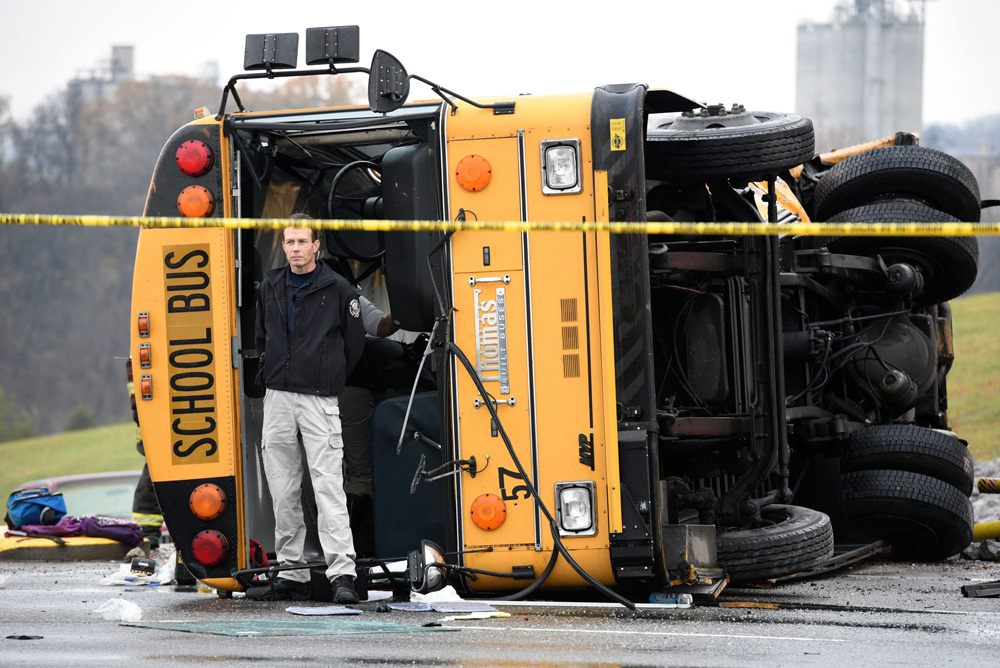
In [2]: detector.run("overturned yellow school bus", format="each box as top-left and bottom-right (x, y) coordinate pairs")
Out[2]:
(132, 27), (981, 599)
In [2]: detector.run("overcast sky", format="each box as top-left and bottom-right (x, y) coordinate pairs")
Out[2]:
(1, 0), (997, 126)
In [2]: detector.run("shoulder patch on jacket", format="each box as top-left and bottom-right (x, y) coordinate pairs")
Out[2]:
(349, 299), (361, 318)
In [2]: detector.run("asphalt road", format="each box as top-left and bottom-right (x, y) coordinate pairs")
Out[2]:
(2, 556), (1000, 667)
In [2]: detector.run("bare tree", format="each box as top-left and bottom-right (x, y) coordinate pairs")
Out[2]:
(0, 73), (367, 435)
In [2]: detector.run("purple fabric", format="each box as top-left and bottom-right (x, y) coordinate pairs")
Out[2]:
(20, 515), (82, 536)
(9, 515), (144, 546)
(79, 516), (143, 546)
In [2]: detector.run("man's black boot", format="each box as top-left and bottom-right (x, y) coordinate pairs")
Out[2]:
(246, 577), (311, 601)
(332, 575), (359, 603)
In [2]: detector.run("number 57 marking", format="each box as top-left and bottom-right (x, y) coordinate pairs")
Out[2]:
(498, 467), (531, 501)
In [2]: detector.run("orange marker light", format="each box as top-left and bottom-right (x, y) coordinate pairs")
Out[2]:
(137, 312), (150, 337)
(470, 493), (506, 531)
(189, 483), (227, 521)
(138, 342), (151, 368)
(177, 185), (216, 217)
(139, 374), (152, 400)
(456, 154), (492, 192)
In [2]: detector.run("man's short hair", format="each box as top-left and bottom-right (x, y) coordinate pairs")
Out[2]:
(284, 213), (318, 242)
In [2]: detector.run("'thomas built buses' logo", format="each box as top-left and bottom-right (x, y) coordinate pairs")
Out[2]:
(474, 286), (509, 395)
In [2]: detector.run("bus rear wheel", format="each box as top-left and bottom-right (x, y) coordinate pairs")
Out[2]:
(839, 425), (975, 496)
(809, 200), (979, 303)
(840, 469), (973, 561)
(716, 504), (834, 583)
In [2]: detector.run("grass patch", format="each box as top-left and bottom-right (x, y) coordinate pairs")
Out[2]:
(0, 423), (142, 498)
(949, 291), (1000, 463)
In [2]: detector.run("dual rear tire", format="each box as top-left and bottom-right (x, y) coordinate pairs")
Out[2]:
(806, 145), (982, 302)
(838, 425), (974, 561)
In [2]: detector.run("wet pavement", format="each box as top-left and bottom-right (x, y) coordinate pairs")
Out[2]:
(2, 556), (1000, 666)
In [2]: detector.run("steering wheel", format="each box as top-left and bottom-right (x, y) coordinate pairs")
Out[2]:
(326, 160), (384, 262)
(327, 160), (382, 218)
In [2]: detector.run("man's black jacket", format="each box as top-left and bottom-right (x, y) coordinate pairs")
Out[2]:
(255, 263), (365, 397)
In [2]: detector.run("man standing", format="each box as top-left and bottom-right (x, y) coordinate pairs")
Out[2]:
(248, 216), (365, 603)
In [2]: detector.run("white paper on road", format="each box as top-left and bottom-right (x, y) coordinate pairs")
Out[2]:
(286, 605), (363, 616)
(95, 598), (142, 622)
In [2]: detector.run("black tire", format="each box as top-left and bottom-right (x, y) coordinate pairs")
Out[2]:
(839, 425), (975, 495)
(809, 201), (979, 303)
(812, 146), (981, 222)
(840, 470), (973, 561)
(646, 110), (815, 181)
(716, 504), (834, 582)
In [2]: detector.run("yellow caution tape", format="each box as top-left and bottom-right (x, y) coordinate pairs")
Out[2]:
(0, 213), (998, 236)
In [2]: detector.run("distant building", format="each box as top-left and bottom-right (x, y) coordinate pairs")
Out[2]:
(197, 60), (220, 88)
(796, 0), (925, 151)
(67, 45), (135, 112)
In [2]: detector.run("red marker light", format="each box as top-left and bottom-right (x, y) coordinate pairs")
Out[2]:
(175, 140), (214, 177)
(191, 529), (228, 566)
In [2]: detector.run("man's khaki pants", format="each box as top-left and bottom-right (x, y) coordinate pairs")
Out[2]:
(261, 389), (356, 583)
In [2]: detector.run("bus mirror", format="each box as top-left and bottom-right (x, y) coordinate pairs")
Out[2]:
(305, 26), (360, 66)
(407, 540), (446, 594)
(243, 33), (299, 71)
(368, 49), (410, 113)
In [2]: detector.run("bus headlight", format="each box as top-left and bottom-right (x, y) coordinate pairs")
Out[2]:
(540, 139), (583, 195)
(555, 481), (597, 536)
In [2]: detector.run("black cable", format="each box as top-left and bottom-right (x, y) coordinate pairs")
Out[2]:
(494, 545), (560, 601)
(426, 229), (455, 319)
(448, 341), (636, 610)
(810, 307), (910, 329)
(419, 218), (632, 608)
(786, 332), (833, 406)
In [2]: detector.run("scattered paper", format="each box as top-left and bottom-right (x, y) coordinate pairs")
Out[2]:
(386, 602), (433, 612)
(438, 611), (511, 622)
(286, 606), (363, 616)
(411, 585), (463, 603)
(365, 590), (393, 602)
(430, 601), (497, 613)
(100, 551), (176, 587)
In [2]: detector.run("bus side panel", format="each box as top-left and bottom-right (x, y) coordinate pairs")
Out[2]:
(446, 96), (617, 589)
(131, 226), (244, 584)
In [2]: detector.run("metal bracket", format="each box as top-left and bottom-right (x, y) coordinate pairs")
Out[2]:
(412, 431), (442, 451)
(474, 396), (515, 408)
(410, 453), (483, 494)
(468, 274), (511, 287)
